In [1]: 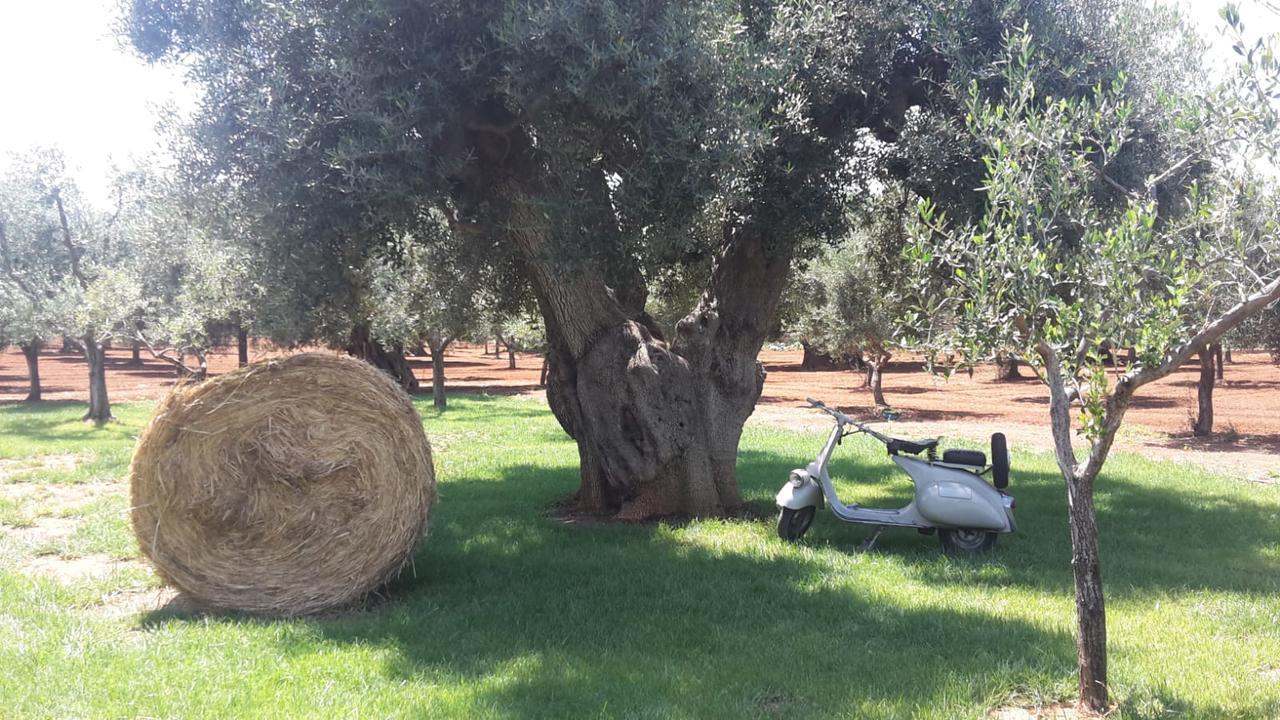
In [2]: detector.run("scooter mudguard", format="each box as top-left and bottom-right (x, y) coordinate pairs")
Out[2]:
(895, 456), (1012, 532)
(776, 476), (824, 510)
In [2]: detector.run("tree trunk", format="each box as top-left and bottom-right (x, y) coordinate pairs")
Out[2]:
(507, 345), (517, 369)
(524, 216), (789, 519)
(1213, 342), (1224, 381)
(1041, 352), (1110, 714)
(799, 341), (841, 370)
(995, 352), (1024, 381)
(1224, 347), (1233, 364)
(1125, 347), (1137, 366)
(427, 337), (449, 410)
(82, 337), (113, 423)
(193, 349), (209, 381)
(868, 351), (889, 407)
(539, 355), (549, 388)
(237, 325), (249, 367)
(346, 324), (420, 393)
(128, 341), (143, 367)
(20, 341), (41, 402)
(61, 335), (76, 353)
(1067, 469), (1109, 714)
(1193, 344), (1215, 437)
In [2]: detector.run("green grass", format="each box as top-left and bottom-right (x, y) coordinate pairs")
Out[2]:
(0, 395), (1277, 719)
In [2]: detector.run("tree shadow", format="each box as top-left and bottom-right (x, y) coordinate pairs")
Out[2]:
(132, 436), (1277, 718)
(1155, 431), (1280, 456)
(141, 464), (1077, 717)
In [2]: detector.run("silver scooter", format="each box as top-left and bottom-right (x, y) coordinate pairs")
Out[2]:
(775, 398), (1016, 553)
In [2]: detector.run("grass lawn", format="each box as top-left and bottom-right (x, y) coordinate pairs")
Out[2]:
(1, 396), (1277, 719)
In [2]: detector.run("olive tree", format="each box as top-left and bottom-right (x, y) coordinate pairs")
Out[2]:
(902, 25), (1280, 712)
(0, 148), (140, 422)
(127, 0), (941, 518)
(365, 219), (489, 410)
(127, 0), (1207, 518)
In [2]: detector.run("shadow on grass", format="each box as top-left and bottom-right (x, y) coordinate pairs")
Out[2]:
(134, 428), (1278, 718)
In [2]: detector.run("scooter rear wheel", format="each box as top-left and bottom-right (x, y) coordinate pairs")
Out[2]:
(777, 506), (816, 541)
(938, 528), (997, 554)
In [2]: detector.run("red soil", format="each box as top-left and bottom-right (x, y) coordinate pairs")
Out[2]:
(2, 342), (1277, 472)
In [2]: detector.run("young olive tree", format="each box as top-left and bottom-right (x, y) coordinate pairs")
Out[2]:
(902, 27), (1280, 713)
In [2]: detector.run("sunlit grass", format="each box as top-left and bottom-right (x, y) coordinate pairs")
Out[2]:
(0, 395), (1276, 718)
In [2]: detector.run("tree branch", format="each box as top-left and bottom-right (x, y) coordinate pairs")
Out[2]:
(0, 220), (43, 302)
(1126, 275), (1280, 393)
(51, 188), (89, 290)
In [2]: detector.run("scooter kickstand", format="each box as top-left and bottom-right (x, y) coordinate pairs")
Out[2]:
(857, 526), (884, 553)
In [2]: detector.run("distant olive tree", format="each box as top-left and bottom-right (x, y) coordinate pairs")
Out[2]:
(0, 148), (141, 422)
(365, 218), (488, 410)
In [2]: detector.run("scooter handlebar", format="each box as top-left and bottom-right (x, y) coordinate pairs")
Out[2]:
(806, 397), (893, 444)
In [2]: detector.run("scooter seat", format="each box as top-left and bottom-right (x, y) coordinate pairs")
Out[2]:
(942, 449), (987, 466)
(887, 437), (938, 456)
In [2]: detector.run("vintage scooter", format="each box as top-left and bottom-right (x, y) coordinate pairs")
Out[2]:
(775, 398), (1016, 553)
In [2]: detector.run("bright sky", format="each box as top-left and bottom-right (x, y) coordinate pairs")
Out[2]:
(0, 0), (1277, 207)
(0, 0), (193, 203)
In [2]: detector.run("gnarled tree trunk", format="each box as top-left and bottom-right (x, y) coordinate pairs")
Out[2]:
(995, 351), (1024, 381)
(129, 340), (143, 367)
(1066, 469), (1108, 712)
(1042, 352), (1110, 714)
(346, 324), (419, 393)
(800, 340), (841, 370)
(1193, 344), (1215, 437)
(521, 195), (790, 519)
(20, 341), (41, 402)
(237, 325), (250, 367)
(1213, 342), (1224, 381)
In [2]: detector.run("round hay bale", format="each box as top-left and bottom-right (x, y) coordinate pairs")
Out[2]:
(129, 352), (435, 616)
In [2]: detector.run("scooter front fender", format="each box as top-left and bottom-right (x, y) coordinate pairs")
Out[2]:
(776, 477), (824, 510)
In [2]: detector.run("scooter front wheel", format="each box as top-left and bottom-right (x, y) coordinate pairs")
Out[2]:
(938, 528), (997, 554)
(777, 506), (816, 541)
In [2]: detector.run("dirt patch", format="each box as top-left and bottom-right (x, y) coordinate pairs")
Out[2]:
(96, 586), (182, 620)
(0, 480), (118, 508)
(0, 482), (122, 543)
(0, 452), (92, 481)
(4, 516), (79, 544)
(988, 705), (1097, 719)
(19, 554), (148, 583)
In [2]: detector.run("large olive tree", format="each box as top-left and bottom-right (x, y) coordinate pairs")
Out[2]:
(126, 0), (1203, 518)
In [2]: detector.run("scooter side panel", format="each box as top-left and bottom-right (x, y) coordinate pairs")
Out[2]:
(894, 457), (1011, 531)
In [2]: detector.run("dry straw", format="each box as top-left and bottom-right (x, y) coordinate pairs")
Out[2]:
(129, 352), (436, 616)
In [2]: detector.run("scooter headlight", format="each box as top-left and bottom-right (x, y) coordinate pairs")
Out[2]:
(788, 469), (810, 487)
